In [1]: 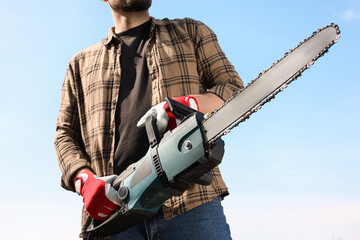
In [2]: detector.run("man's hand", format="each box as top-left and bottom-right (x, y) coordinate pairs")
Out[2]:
(137, 96), (199, 134)
(75, 170), (121, 221)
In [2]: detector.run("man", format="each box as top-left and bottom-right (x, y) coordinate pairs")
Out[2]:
(55, 0), (243, 239)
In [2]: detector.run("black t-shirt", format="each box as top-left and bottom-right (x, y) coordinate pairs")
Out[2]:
(114, 20), (152, 174)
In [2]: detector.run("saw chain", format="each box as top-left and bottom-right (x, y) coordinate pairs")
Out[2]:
(204, 23), (341, 146)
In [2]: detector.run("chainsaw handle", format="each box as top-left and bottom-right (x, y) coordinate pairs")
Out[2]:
(165, 97), (197, 125)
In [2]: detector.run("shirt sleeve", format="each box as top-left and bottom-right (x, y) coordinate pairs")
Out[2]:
(54, 61), (91, 192)
(190, 19), (244, 100)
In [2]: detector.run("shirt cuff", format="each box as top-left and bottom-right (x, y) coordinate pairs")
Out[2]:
(207, 83), (241, 101)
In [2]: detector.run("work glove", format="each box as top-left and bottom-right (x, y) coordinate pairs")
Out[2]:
(137, 96), (199, 134)
(75, 170), (121, 221)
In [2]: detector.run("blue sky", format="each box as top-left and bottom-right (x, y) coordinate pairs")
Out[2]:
(0, 0), (359, 239)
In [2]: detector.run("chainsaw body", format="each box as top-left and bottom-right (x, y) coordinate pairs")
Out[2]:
(87, 98), (224, 236)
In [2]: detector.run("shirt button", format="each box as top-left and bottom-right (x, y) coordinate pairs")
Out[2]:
(112, 99), (117, 105)
(115, 73), (120, 78)
(109, 129), (114, 135)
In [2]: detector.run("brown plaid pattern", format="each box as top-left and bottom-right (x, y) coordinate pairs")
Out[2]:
(55, 17), (243, 238)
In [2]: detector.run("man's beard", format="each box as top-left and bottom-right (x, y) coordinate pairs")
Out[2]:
(109, 0), (152, 12)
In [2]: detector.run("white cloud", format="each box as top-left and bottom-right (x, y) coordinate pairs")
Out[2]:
(340, 9), (360, 20)
(223, 194), (360, 240)
(0, 197), (81, 239)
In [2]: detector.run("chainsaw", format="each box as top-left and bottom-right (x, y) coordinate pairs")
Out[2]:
(86, 23), (340, 237)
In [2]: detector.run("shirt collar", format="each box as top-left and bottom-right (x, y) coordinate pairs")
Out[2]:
(104, 17), (157, 46)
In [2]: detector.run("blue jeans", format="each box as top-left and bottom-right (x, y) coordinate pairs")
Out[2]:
(88, 196), (231, 240)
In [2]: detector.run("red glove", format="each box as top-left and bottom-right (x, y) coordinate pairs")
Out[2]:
(137, 96), (199, 134)
(75, 170), (121, 220)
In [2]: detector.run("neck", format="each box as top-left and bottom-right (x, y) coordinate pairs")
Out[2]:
(111, 10), (150, 34)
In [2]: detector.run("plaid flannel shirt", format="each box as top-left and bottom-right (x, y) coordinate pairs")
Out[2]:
(55, 17), (243, 238)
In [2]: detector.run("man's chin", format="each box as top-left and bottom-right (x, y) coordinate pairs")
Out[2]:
(110, 0), (152, 12)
